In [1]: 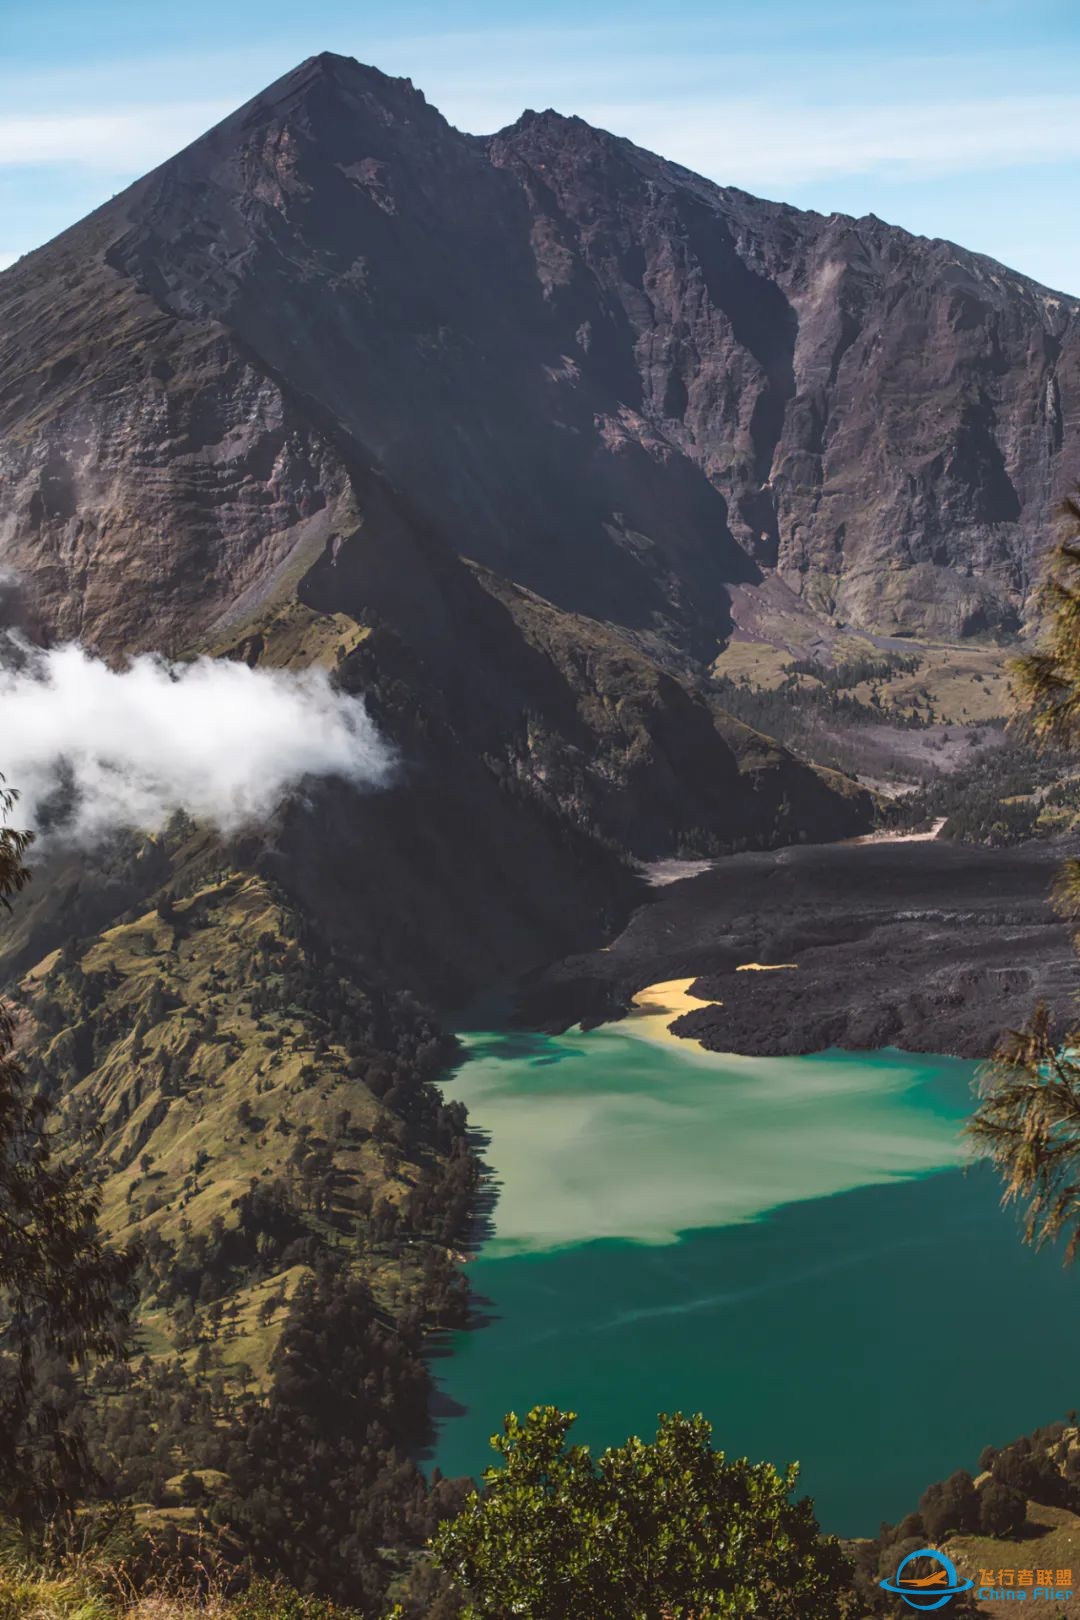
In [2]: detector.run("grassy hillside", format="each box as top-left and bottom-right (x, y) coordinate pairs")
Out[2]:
(713, 633), (1013, 727)
(27, 874), (423, 1258)
(7, 863), (475, 1613)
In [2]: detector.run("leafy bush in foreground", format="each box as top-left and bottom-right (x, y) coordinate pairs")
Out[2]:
(429, 1406), (854, 1619)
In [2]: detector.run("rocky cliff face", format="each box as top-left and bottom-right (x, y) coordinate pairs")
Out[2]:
(493, 112), (1079, 639)
(2, 52), (1074, 663)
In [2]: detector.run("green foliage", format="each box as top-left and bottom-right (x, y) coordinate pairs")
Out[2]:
(0, 780), (32, 914)
(1012, 497), (1080, 747)
(978, 1480), (1026, 1538)
(711, 671), (929, 761)
(989, 1431), (1072, 1509)
(898, 737), (1075, 845)
(967, 492), (1080, 1257)
(786, 652), (922, 690)
(0, 1565), (364, 1620)
(2, 856), (479, 1612)
(866, 1416), (1080, 1610)
(227, 1577), (363, 1620)
(967, 1007), (1080, 1261)
(431, 1406), (853, 1619)
(211, 1262), (470, 1609)
(0, 785), (135, 1526)
(918, 1470), (980, 1540)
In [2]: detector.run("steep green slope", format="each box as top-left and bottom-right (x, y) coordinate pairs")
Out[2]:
(9, 869), (475, 1609)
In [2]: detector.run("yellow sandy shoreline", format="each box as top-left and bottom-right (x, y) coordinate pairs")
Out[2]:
(625, 966), (798, 1048)
(625, 977), (721, 1048)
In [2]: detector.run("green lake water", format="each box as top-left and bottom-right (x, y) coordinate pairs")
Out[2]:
(429, 1021), (1080, 1534)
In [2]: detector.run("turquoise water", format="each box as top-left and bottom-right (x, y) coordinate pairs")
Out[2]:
(429, 1022), (1080, 1534)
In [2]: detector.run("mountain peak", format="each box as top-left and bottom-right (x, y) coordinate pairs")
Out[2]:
(232, 50), (431, 126)
(274, 51), (425, 100)
(506, 107), (580, 131)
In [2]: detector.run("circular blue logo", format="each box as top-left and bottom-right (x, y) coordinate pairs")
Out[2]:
(879, 1547), (975, 1610)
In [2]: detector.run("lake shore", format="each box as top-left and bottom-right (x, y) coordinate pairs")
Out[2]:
(625, 977), (720, 1047)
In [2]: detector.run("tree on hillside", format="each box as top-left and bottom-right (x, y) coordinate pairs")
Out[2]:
(0, 780), (135, 1525)
(0, 777), (32, 910)
(429, 1406), (854, 1619)
(967, 497), (1080, 1256)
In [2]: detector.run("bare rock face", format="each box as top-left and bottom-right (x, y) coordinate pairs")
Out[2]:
(0, 212), (356, 653)
(2, 51), (1075, 663)
(489, 110), (1079, 640)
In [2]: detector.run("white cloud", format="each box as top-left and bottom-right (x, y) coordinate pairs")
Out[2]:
(575, 93), (1080, 190)
(1, 40), (1077, 192)
(0, 32), (1077, 286)
(0, 101), (232, 170)
(0, 640), (393, 847)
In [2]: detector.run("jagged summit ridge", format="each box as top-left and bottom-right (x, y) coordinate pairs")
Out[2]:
(240, 50), (435, 122)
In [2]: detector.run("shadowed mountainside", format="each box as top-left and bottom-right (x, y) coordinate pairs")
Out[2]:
(1, 55), (1077, 1609)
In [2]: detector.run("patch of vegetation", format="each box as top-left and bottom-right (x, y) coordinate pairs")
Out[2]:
(851, 1418), (1080, 1614)
(0, 1563), (364, 1620)
(712, 670), (932, 740)
(897, 738), (1079, 844)
(713, 634), (1013, 727)
(709, 669), (941, 783)
(786, 651), (922, 691)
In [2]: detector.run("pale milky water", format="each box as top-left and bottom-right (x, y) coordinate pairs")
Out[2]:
(453, 1025), (970, 1254)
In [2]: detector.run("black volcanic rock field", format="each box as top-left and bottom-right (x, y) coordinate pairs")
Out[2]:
(521, 835), (1080, 1058)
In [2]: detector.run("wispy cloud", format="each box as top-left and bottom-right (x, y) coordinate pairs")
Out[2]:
(581, 93), (1080, 189)
(0, 102), (232, 170)
(0, 9), (1077, 290)
(2, 79), (1077, 193)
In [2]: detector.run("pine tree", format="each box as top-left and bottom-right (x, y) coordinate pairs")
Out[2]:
(969, 493), (1080, 1259)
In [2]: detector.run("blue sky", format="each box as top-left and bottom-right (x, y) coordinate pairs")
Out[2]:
(2, 0), (1078, 293)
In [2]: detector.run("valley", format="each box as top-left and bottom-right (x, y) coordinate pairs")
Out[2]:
(0, 38), (1079, 1619)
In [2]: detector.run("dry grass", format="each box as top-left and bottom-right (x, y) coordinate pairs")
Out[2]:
(0, 1549), (360, 1620)
(15, 873), (436, 1393)
(713, 632), (1013, 724)
(949, 1502), (1080, 1612)
(202, 598), (370, 673)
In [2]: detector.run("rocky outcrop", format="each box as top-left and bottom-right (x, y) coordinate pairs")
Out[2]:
(490, 110), (1079, 640)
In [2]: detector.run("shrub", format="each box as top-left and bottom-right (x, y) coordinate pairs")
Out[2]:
(431, 1406), (854, 1618)
(979, 1480), (1027, 1538)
